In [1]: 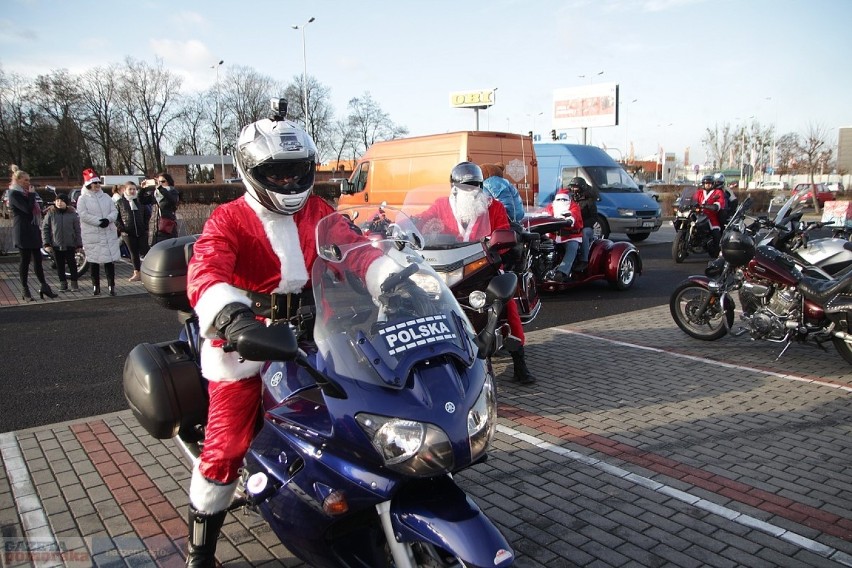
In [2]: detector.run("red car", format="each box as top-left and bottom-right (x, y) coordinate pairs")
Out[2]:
(794, 183), (835, 207)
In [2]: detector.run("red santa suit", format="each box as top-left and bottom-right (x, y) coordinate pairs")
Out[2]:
(695, 187), (726, 230)
(186, 194), (386, 513)
(417, 193), (526, 346)
(544, 190), (584, 276)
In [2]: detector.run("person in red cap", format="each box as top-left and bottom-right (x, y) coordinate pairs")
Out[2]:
(76, 168), (122, 295)
(544, 186), (584, 281)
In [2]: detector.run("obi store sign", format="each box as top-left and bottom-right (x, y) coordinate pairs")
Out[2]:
(449, 89), (496, 109)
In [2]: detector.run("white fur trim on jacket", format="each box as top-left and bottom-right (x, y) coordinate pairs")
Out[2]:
(189, 461), (238, 514)
(194, 282), (252, 338)
(365, 256), (405, 299)
(200, 340), (263, 382)
(245, 197), (309, 294)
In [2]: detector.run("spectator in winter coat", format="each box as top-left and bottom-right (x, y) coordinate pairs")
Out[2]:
(42, 193), (83, 291)
(8, 166), (57, 301)
(77, 168), (122, 296)
(152, 172), (179, 244)
(115, 181), (152, 282)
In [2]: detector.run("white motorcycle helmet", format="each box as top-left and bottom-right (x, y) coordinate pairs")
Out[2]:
(235, 118), (317, 215)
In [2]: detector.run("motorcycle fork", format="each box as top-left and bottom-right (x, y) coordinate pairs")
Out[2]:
(376, 501), (416, 568)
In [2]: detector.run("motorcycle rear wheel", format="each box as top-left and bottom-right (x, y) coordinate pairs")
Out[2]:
(610, 250), (639, 290)
(669, 281), (733, 340)
(833, 337), (852, 365)
(672, 231), (689, 263)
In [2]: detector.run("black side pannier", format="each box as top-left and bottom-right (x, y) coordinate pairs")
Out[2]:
(123, 340), (207, 440)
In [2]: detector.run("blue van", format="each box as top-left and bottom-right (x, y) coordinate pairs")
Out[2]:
(534, 143), (662, 241)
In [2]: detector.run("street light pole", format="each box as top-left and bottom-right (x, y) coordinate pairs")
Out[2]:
(292, 17), (315, 135)
(211, 59), (225, 182)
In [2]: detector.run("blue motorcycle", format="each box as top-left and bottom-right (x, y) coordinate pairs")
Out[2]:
(124, 205), (516, 567)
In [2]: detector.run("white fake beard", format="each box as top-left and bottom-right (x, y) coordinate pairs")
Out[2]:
(552, 199), (572, 218)
(452, 189), (490, 226)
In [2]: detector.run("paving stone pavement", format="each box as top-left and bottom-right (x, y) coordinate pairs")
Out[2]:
(2, 276), (852, 566)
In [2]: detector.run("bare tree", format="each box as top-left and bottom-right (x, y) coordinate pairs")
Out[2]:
(796, 123), (831, 210)
(0, 69), (36, 170)
(284, 75), (335, 159)
(220, 65), (281, 153)
(701, 123), (737, 170)
(118, 57), (183, 173)
(346, 92), (408, 159)
(77, 65), (126, 173)
(31, 69), (90, 177)
(173, 91), (215, 182)
(774, 132), (801, 176)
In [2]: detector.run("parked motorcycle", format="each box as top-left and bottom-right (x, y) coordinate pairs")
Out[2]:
(756, 185), (852, 278)
(672, 185), (720, 263)
(523, 213), (642, 292)
(669, 195), (852, 364)
(123, 206), (516, 567)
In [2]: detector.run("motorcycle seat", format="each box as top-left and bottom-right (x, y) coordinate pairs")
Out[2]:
(799, 268), (852, 304)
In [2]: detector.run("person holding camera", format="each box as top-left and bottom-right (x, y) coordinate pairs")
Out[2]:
(76, 168), (121, 295)
(149, 172), (179, 245)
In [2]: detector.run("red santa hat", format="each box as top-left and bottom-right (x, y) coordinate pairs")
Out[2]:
(82, 168), (101, 187)
(554, 188), (571, 199)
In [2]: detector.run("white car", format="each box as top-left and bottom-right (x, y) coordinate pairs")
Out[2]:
(825, 182), (845, 193)
(755, 181), (789, 192)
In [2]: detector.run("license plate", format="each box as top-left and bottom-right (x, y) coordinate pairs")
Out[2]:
(642, 221), (655, 228)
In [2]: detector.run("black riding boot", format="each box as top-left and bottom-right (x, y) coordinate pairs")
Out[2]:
(185, 506), (227, 568)
(510, 345), (536, 384)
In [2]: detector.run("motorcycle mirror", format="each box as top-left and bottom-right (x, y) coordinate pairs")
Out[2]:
(485, 272), (518, 303)
(488, 229), (517, 253)
(235, 322), (298, 362)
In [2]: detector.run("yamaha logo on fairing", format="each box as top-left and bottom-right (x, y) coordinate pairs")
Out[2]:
(270, 371), (283, 387)
(379, 314), (456, 356)
(445, 402), (456, 414)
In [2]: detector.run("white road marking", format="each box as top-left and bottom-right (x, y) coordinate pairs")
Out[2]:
(498, 425), (852, 566)
(556, 328), (852, 393)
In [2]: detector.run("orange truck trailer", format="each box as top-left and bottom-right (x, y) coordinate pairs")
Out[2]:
(338, 131), (539, 209)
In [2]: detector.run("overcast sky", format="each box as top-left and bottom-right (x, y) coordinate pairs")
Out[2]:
(3, 0), (850, 165)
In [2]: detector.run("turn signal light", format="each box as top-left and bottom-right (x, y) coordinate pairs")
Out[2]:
(322, 490), (349, 515)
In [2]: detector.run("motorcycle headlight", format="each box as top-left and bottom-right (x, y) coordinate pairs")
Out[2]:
(468, 374), (497, 461)
(408, 272), (442, 298)
(617, 208), (636, 217)
(356, 414), (454, 476)
(434, 267), (463, 288)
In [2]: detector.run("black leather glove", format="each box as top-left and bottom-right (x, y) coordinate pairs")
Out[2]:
(214, 302), (264, 349)
(98, 218), (109, 228)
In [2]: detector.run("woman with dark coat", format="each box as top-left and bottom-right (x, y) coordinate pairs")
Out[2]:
(8, 166), (57, 301)
(115, 181), (152, 281)
(151, 172), (179, 244)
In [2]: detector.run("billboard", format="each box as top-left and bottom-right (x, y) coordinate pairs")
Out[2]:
(552, 83), (619, 129)
(449, 89), (496, 109)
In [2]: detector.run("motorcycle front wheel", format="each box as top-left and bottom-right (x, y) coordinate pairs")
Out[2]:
(669, 281), (733, 340)
(672, 230), (689, 263)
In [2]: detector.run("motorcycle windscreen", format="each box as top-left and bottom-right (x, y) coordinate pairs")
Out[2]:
(312, 210), (477, 389)
(401, 185), (494, 248)
(677, 186), (698, 208)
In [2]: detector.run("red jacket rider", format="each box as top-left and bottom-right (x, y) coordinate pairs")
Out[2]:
(418, 162), (536, 385)
(183, 116), (394, 567)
